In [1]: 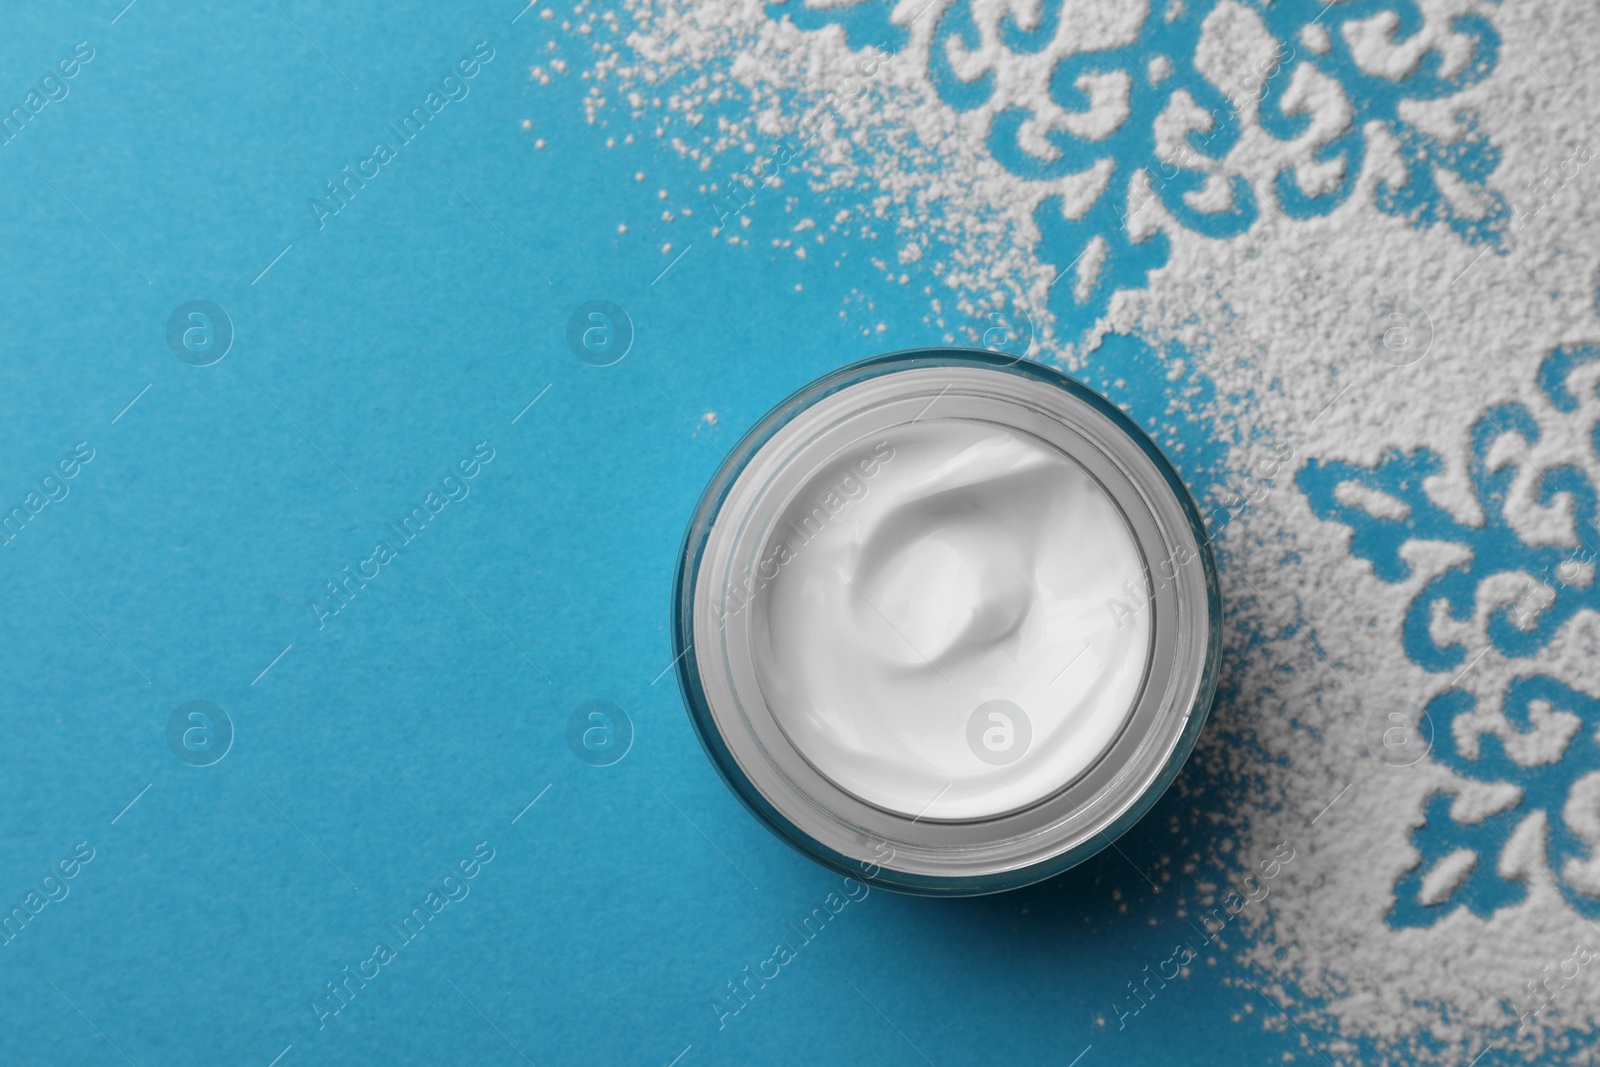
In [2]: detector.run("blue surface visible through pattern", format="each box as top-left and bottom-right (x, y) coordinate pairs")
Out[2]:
(766, 0), (1509, 334)
(1301, 342), (1600, 934)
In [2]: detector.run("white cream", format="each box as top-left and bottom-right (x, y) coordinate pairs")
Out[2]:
(752, 418), (1152, 821)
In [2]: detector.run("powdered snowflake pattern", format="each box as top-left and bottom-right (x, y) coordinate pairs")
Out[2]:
(1297, 342), (1600, 926)
(765, 0), (1509, 327)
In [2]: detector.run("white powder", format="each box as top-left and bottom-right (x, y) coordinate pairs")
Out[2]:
(567, 0), (1600, 1060)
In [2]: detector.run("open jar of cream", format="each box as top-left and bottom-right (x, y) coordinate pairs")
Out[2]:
(672, 350), (1219, 895)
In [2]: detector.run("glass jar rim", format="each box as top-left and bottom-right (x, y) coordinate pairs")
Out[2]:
(672, 349), (1221, 896)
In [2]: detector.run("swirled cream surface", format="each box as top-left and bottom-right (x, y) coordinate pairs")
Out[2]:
(751, 419), (1151, 821)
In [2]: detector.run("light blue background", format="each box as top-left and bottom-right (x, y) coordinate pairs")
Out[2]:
(0, 2), (1340, 1064)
